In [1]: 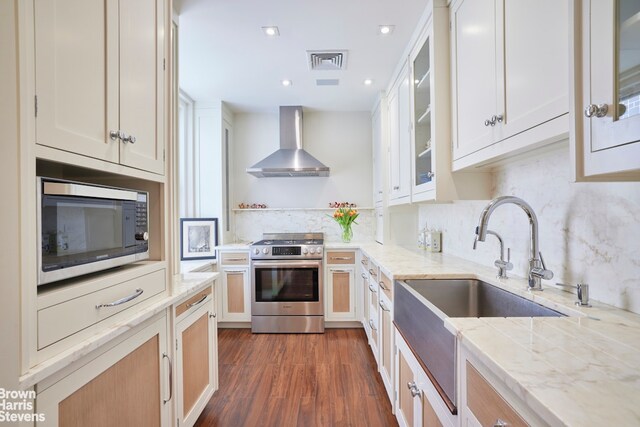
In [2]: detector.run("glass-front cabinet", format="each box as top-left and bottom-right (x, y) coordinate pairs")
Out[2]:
(412, 35), (434, 194)
(574, 0), (640, 179)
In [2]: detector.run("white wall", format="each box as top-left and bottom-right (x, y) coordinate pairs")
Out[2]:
(233, 111), (373, 208)
(418, 143), (640, 314)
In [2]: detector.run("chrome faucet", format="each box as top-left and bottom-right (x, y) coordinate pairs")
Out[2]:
(483, 230), (512, 279)
(473, 196), (553, 290)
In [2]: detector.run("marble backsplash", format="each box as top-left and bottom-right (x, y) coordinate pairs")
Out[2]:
(234, 209), (375, 243)
(418, 143), (640, 314)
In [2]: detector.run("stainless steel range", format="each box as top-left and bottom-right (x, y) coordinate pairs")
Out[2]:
(250, 232), (324, 333)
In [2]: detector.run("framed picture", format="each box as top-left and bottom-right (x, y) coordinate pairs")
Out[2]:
(180, 218), (218, 260)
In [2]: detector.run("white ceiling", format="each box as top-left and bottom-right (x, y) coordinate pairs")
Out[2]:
(177, 0), (429, 112)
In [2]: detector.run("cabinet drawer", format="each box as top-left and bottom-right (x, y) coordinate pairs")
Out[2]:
(176, 286), (212, 318)
(467, 361), (527, 427)
(379, 271), (393, 301)
(326, 251), (355, 264)
(38, 269), (166, 349)
(220, 252), (249, 265)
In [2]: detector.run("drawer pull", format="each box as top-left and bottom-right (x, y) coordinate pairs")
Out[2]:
(95, 288), (143, 309)
(330, 256), (352, 260)
(379, 281), (388, 291)
(332, 269), (351, 273)
(379, 301), (390, 312)
(369, 319), (377, 331)
(369, 269), (377, 277)
(210, 313), (217, 318)
(369, 285), (377, 293)
(224, 257), (247, 261)
(225, 270), (245, 274)
(494, 419), (508, 427)
(187, 294), (208, 308)
(407, 381), (421, 398)
(361, 272), (367, 279)
(162, 352), (173, 404)
(361, 259), (367, 265)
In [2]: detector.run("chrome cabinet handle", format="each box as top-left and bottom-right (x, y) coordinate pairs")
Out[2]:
(484, 119), (492, 127)
(96, 288), (143, 309)
(393, 186), (400, 190)
(225, 270), (246, 274)
(187, 294), (208, 308)
(224, 257), (247, 261)
(109, 130), (123, 141)
(332, 269), (351, 273)
(485, 115), (504, 127)
(369, 269), (377, 277)
(122, 134), (136, 144)
(407, 381), (421, 398)
(162, 352), (173, 404)
(379, 301), (390, 312)
(584, 103), (608, 118)
(494, 419), (508, 427)
(330, 256), (352, 260)
(495, 114), (503, 123)
(361, 273), (367, 279)
(369, 319), (377, 331)
(210, 313), (217, 318)
(379, 281), (388, 291)
(427, 171), (435, 178)
(369, 285), (377, 293)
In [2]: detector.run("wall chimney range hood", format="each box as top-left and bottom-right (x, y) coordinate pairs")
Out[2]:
(246, 106), (330, 178)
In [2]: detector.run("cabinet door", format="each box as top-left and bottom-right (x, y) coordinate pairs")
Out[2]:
(37, 314), (170, 427)
(396, 336), (417, 427)
(388, 62), (411, 203)
(411, 30), (434, 193)
(362, 270), (370, 336)
(378, 294), (394, 403)
(119, 0), (165, 174)
(368, 282), (379, 359)
(451, 0), (498, 160)
(221, 267), (250, 321)
(34, 0), (119, 163)
(326, 266), (356, 321)
(580, 0), (640, 177)
(372, 102), (384, 204)
(497, 0), (568, 142)
(176, 300), (216, 427)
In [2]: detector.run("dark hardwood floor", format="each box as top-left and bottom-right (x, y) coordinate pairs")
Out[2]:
(195, 328), (398, 427)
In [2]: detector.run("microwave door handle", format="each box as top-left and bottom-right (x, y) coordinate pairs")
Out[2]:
(43, 181), (138, 201)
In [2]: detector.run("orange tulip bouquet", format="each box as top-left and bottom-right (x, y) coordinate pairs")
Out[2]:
(329, 204), (359, 243)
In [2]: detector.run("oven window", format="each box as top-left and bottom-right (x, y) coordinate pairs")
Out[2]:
(254, 267), (319, 302)
(41, 195), (136, 271)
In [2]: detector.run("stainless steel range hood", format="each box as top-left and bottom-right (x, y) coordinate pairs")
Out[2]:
(246, 106), (330, 178)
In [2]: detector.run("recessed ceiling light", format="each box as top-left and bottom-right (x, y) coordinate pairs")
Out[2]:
(379, 25), (395, 35)
(364, 79), (374, 86)
(262, 26), (280, 37)
(281, 79), (292, 87)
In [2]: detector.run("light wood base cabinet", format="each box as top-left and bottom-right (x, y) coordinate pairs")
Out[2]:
(378, 291), (394, 407)
(36, 313), (171, 426)
(175, 288), (217, 427)
(217, 251), (251, 322)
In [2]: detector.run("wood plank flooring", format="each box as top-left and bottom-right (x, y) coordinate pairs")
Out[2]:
(195, 328), (398, 427)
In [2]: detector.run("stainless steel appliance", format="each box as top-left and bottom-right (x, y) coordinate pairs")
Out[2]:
(37, 177), (149, 285)
(251, 232), (324, 333)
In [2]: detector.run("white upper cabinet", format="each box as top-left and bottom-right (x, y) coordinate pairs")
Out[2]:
(451, 0), (569, 171)
(34, 0), (166, 175)
(372, 98), (385, 205)
(572, 0), (640, 179)
(388, 62), (412, 205)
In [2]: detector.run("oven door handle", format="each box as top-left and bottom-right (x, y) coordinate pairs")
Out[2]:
(251, 260), (322, 269)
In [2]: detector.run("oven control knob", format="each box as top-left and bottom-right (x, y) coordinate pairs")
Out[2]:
(262, 248), (269, 254)
(254, 248), (260, 255)
(135, 232), (149, 241)
(302, 248), (308, 254)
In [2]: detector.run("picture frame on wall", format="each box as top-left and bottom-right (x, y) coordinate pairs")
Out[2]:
(180, 218), (218, 260)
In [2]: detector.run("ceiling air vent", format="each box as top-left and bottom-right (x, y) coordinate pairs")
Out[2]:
(316, 79), (340, 86)
(307, 50), (348, 71)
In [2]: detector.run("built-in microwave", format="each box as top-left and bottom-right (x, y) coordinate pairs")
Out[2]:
(37, 177), (150, 286)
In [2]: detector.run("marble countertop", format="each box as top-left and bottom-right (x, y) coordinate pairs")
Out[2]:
(350, 242), (640, 426)
(20, 272), (219, 388)
(180, 259), (217, 273)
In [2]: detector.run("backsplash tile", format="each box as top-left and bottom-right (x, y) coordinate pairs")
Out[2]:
(418, 143), (640, 313)
(234, 209), (375, 243)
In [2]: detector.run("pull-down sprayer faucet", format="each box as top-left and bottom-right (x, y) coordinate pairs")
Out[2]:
(473, 196), (553, 290)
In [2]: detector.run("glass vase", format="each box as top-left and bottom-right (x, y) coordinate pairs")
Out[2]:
(341, 225), (353, 243)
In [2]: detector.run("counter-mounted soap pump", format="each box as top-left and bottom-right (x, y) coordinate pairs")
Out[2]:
(473, 196), (553, 291)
